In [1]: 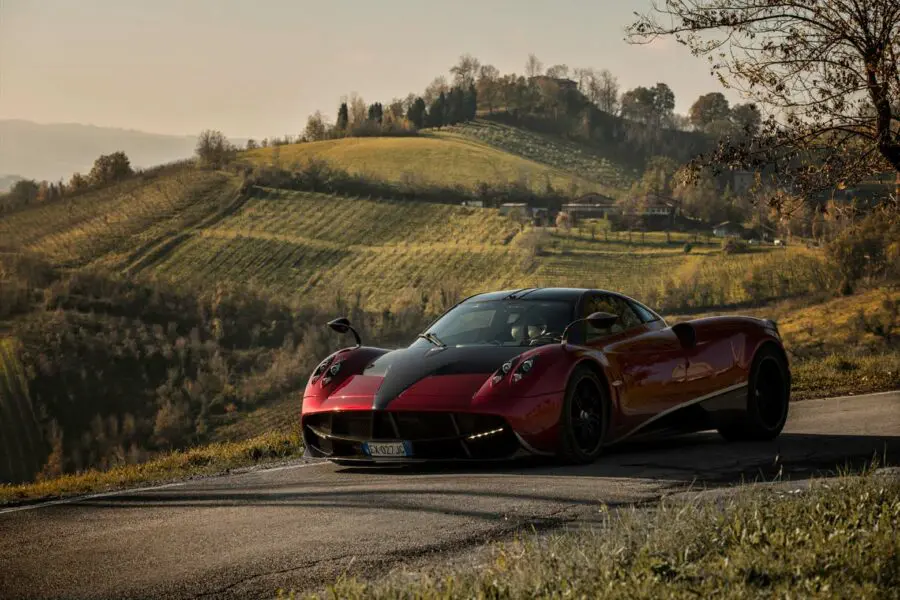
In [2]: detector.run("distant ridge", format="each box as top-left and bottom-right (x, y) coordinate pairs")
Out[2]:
(0, 120), (246, 182)
(0, 174), (24, 193)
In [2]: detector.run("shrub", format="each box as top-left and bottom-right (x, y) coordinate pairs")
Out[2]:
(721, 238), (748, 254)
(682, 242), (693, 253)
(88, 151), (133, 186)
(826, 208), (900, 293)
(196, 130), (237, 169)
(850, 293), (898, 346)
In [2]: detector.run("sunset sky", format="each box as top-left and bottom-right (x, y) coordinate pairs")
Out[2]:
(0, 0), (744, 138)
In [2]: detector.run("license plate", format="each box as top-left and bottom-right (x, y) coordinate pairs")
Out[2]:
(363, 441), (411, 458)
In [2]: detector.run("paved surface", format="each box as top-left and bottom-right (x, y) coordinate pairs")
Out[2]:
(1, 391), (898, 599)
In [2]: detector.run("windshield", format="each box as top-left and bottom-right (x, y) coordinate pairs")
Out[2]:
(413, 300), (575, 347)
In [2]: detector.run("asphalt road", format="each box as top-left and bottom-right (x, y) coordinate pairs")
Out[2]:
(1, 391), (898, 600)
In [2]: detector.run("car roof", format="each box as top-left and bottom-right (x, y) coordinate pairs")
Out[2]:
(455, 288), (666, 324)
(463, 287), (625, 303)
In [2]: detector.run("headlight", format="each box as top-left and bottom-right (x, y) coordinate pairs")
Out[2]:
(491, 357), (537, 385)
(511, 357), (536, 383)
(311, 354), (343, 384)
(491, 360), (514, 385)
(322, 360), (343, 385)
(312, 357), (332, 380)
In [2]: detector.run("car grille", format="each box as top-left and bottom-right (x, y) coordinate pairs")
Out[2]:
(302, 411), (519, 460)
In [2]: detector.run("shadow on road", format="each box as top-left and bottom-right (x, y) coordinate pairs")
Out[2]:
(71, 432), (900, 517)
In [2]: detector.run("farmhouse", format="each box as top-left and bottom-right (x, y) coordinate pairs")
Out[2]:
(713, 221), (743, 238)
(529, 75), (579, 91)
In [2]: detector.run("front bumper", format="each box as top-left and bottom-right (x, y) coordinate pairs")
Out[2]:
(302, 410), (523, 461)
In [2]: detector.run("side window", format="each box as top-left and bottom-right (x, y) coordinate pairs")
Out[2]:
(630, 301), (660, 324)
(584, 295), (642, 342)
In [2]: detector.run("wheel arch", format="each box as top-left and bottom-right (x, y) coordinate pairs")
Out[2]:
(571, 357), (614, 431)
(752, 339), (791, 388)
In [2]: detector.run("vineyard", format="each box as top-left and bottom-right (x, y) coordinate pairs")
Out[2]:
(138, 186), (832, 313)
(438, 120), (636, 190)
(0, 170), (239, 270)
(241, 134), (612, 195)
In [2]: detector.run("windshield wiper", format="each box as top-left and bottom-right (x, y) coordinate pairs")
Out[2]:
(417, 332), (446, 347)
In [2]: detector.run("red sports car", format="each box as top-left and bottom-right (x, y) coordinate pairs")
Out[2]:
(301, 288), (790, 464)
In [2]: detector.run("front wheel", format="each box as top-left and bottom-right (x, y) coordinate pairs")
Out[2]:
(558, 366), (609, 464)
(718, 346), (790, 442)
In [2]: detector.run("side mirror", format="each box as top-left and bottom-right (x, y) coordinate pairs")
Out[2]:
(585, 311), (618, 330)
(672, 322), (696, 350)
(327, 317), (361, 347)
(561, 312), (618, 345)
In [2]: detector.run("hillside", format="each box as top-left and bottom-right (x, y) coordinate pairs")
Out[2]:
(437, 120), (636, 189)
(241, 132), (623, 196)
(1, 120), (892, 485)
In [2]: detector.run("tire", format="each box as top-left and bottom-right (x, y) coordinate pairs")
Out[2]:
(558, 365), (609, 464)
(718, 346), (790, 442)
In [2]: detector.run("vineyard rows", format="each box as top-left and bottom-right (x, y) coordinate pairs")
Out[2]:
(0, 171), (234, 268)
(438, 120), (634, 191)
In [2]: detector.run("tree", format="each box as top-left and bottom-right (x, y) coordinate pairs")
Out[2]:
(477, 64), (501, 113)
(450, 54), (481, 88)
(195, 131), (235, 169)
(546, 64), (570, 79)
(8, 179), (39, 206)
(347, 93), (367, 128)
(525, 53), (544, 78)
(651, 83), (675, 130)
(427, 92), (447, 128)
(446, 88), (462, 125)
(336, 102), (349, 131)
(246, 138), (258, 150)
(68, 172), (90, 193)
(387, 98), (405, 120)
(689, 92), (731, 132)
(464, 84), (478, 120)
(730, 103), (761, 138)
(596, 69), (620, 114)
(367, 102), (383, 124)
(629, 1), (900, 199)
(423, 76), (448, 104)
(407, 97), (427, 129)
(89, 151), (133, 185)
(304, 111), (329, 141)
(620, 86), (657, 124)
(641, 156), (679, 198)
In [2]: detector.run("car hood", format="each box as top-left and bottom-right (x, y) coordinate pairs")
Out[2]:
(362, 345), (527, 409)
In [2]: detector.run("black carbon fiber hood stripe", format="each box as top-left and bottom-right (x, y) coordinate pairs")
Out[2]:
(364, 345), (525, 409)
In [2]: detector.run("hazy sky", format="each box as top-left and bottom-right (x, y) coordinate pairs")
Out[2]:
(0, 0), (743, 138)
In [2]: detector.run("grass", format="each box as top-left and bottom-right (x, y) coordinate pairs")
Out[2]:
(438, 119), (636, 189)
(289, 471), (900, 599)
(792, 353), (900, 400)
(241, 134), (613, 195)
(0, 429), (303, 505)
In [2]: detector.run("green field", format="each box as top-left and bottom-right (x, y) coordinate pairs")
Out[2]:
(242, 134), (616, 195)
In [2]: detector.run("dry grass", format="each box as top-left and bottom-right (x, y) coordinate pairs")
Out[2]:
(0, 430), (303, 505)
(287, 470), (900, 599)
(242, 135), (608, 194)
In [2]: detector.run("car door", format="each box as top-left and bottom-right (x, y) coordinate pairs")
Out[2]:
(582, 293), (690, 435)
